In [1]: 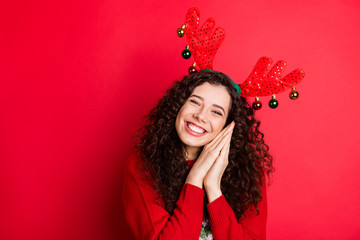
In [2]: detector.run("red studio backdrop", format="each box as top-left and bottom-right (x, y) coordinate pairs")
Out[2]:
(1, 0), (360, 239)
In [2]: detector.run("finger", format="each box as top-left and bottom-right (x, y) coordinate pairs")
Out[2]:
(212, 134), (231, 171)
(207, 121), (234, 147)
(210, 121), (234, 143)
(209, 128), (233, 156)
(193, 130), (231, 175)
(221, 130), (232, 157)
(248, 57), (272, 78)
(266, 60), (286, 79)
(226, 133), (231, 156)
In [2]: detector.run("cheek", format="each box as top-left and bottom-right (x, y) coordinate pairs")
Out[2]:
(204, 121), (225, 144)
(212, 119), (226, 133)
(175, 113), (181, 131)
(175, 107), (186, 131)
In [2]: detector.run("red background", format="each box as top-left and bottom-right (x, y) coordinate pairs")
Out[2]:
(1, 0), (360, 239)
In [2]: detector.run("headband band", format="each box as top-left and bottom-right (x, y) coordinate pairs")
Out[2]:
(178, 7), (305, 110)
(201, 69), (241, 96)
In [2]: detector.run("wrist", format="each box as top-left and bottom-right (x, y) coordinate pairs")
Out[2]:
(185, 173), (204, 189)
(205, 186), (222, 203)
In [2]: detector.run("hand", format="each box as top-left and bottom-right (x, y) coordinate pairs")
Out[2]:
(185, 121), (234, 189)
(204, 127), (232, 203)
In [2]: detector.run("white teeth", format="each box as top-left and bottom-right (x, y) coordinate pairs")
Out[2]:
(187, 122), (205, 134)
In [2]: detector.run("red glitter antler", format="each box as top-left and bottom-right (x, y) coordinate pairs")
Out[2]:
(240, 57), (305, 109)
(183, 7), (225, 70)
(240, 56), (305, 97)
(177, 8), (305, 110)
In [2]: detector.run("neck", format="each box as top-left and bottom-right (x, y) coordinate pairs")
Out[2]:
(184, 145), (202, 161)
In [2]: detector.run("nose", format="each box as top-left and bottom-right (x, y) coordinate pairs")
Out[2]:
(193, 108), (207, 123)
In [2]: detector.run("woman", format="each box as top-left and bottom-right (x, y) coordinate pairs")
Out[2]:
(122, 71), (274, 240)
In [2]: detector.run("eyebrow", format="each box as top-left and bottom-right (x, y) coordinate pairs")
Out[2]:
(190, 94), (226, 114)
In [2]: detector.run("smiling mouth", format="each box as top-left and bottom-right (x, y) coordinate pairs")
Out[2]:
(185, 122), (207, 135)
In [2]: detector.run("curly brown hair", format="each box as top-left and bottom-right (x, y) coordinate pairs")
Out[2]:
(136, 71), (274, 221)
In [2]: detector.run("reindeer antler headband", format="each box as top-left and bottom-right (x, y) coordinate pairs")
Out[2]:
(177, 7), (305, 110)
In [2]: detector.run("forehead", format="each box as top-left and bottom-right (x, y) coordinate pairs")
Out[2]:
(191, 82), (232, 111)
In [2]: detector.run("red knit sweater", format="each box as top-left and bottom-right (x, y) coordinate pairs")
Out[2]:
(122, 153), (267, 240)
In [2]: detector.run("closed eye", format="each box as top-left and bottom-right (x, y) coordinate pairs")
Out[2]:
(213, 110), (223, 116)
(190, 99), (200, 105)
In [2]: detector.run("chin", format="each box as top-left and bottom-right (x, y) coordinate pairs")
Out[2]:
(179, 135), (209, 148)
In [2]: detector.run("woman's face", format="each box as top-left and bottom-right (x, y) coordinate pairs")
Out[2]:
(175, 82), (232, 154)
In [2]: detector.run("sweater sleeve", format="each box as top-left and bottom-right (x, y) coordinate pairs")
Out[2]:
(122, 154), (204, 240)
(207, 180), (268, 240)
